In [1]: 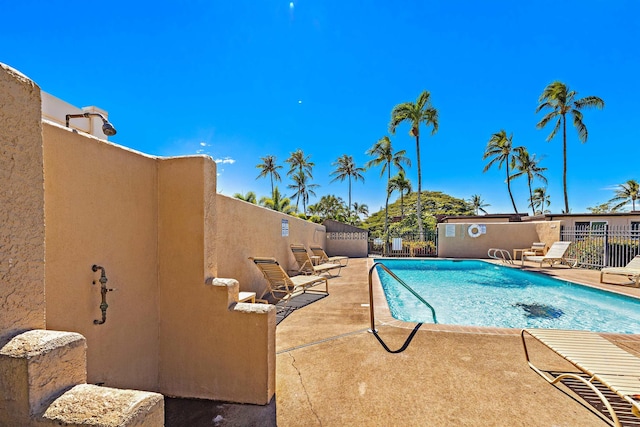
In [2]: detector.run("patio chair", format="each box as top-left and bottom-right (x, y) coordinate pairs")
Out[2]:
(290, 244), (342, 276)
(600, 255), (640, 287)
(309, 246), (349, 267)
(521, 241), (574, 267)
(249, 257), (328, 304)
(521, 328), (640, 426)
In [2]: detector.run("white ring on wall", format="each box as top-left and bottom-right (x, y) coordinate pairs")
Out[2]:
(468, 224), (482, 238)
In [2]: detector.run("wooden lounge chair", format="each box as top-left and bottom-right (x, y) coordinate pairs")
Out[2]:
(522, 328), (640, 426)
(600, 255), (640, 287)
(514, 243), (545, 261)
(249, 257), (328, 304)
(309, 246), (349, 267)
(521, 241), (574, 267)
(290, 244), (342, 276)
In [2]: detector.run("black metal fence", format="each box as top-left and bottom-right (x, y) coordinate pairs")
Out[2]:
(560, 225), (640, 269)
(368, 231), (438, 257)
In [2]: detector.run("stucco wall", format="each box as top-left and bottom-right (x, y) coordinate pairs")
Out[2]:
(437, 221), (561, 259)
(0, 63), (46, 343)
(216, 195), (326, 296)
(43, 123), (160, 390)
(326, 237), (368, 258)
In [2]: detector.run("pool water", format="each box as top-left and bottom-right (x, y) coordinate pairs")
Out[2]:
(375, 259), (640, 334)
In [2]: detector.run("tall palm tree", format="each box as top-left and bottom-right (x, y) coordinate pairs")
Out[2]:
(468, 194), (489, 215)
(259, 187), (295, 214)
(330, 154), (365, 213)
(233, 191), (257, 204)
(536, 81), (605, 213)
(285, 149), (315, 211)
(482, 130), (521, 213)
(530, 187), (551, 214)
(255, 155), (282, 200)
(366, 136), (411, 244)
(389, 90), (438, 239)
(511, 148), (547, 215)
(388, 171), (412, 219)
(287, 170), (319, 214)
(609, 179), (639, 211)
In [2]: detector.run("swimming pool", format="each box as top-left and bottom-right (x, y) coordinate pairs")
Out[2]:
(374, 259), (640, 334)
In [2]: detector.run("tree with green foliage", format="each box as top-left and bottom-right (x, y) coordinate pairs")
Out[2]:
(285, 149), (315, 211)
(482, 130), (521, 213)
(468, 194), (489, 215)
(536, 81), (605, 213)
(530, 187), (551, 214)
(511, 148), (547, 215)
(308, 195), (349, 222)
(255, 155), (282, 200)
(608, 179), (639, 211)
(330, 154), (365, 213)
(259, 187), (295, 214)
(366, 136), (410, 246)
(233, 191), (257, 204)
(362, 190), (472, 237)
(288, 170), (319, 214)
(388, 171), (412, 219)
(389, 90), (438, 239)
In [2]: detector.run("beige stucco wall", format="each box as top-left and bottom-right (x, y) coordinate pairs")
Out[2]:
(555, 215), (640, 227)
(437, 221), (561, 259)
(43, 123), (160, 390)
(216, 195), (326, 296)
(0, 63), (46, 343)
(326, 237), (368, 258)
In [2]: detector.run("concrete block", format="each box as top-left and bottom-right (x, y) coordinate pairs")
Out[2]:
(40, 384), (164, 426)
(0, 330), (86, 420)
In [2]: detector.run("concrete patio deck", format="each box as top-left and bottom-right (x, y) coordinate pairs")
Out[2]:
(274, 257), (640, 426)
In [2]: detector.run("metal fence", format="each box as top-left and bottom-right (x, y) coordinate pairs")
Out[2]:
(560, 225), (640, 269)
(368, 231), (438, 257)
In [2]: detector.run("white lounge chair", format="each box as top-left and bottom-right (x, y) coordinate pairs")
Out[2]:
(600, 255), (640, 287)
(521, 241), (574, 267)
(522, 328), (640, 426)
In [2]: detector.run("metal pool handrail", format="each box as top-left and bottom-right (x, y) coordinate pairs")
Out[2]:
(368, 261), (438, 333)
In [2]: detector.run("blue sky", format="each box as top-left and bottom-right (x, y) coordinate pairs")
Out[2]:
(3, 1), (638, 215)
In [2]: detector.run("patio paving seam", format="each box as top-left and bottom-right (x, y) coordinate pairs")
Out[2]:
(276, 328), (370, 355)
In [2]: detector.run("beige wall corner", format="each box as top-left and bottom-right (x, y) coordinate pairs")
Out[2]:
(0, 62), (46, 343)
(159, 276), (276, 404)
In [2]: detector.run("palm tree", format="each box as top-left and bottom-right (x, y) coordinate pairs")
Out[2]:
(536, 81), (605, 213)
(511, 148), (547, 215)
(233, 191), (257, 204)
(259, 187), (295, 214)
(366, 136), (411, 245)
(483, 130), (521, 213)
(255, 155), (282, 200)
(287, 170), (319, 214)
(352, 202), (369, 219)
(530, 187), (551, 214)
(330, 154), (365, 213)
(609, 179), (639, 211)
(389, 90), (438, 239)
(285, 149), (315, 211)
(388, 171), (412, 219)
(468, 194), (489, 215)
